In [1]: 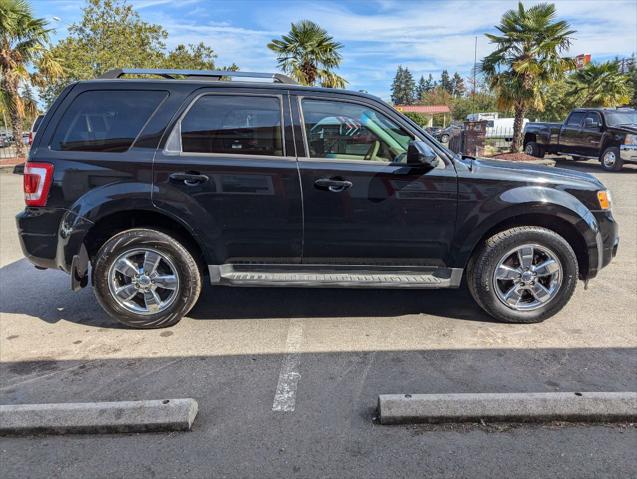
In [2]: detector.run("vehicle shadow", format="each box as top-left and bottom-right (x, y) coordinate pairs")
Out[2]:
(0, 258), (497, 329)
(552, 157), (637, 174)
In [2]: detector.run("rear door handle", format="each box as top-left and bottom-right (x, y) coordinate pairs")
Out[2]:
(314, 178), (353, 193)
(169, 172), (209, 185)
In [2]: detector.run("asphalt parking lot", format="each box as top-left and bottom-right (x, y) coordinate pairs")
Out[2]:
(1, 158), (636, 478)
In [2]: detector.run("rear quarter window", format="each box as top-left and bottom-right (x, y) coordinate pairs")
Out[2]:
(50, 90), (167, 152)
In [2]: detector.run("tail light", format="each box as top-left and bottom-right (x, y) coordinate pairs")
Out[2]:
(23, 162), (54, 207)
(28, 132), (33, 145)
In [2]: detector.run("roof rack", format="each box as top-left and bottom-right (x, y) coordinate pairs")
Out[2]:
(98, 68), (298, 85)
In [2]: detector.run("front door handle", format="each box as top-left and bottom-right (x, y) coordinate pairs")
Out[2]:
(314, 178), (353, 193)
(169, 172), (209, 185)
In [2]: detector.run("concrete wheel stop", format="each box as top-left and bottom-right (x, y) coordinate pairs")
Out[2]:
(0, 398), (198, 435)
(378, 392), (637, 425)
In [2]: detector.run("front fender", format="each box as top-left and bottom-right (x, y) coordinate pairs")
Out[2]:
(451, 185), (600, 272)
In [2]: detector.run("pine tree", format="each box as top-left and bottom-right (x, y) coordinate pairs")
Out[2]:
(390, 66), (416, 105)
(416, 75), (427, 101)
(440, 69), (453, 94)
(390, 66), (405, 104)
(424, 73), (435, 92)
(452, 72), (466, 97)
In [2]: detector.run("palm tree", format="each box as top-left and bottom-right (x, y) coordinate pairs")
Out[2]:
(566, 61), (633, 107)
(268, 20), (346, 88)
(481, 2), (575, 152)
(0, 0), (62, 158)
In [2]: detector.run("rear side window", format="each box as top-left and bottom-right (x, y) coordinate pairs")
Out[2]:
(32, 115), (44, 132)
(50, 90), (167, 152)
(566, 112), (585, 126)
(179, 95), (283, 156)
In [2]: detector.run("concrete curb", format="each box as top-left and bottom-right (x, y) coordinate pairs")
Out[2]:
(378, 392), (637, 425)
(0, 398), (198, 435)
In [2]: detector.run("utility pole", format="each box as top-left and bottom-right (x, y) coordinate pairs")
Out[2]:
(472, 36), (477, 114)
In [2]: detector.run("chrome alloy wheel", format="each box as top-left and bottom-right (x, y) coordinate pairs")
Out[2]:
(524, 144), (534, 155)
(492, 244), (562, 311)
(108, 248), (180, 315)
(603, 150), (616, 168)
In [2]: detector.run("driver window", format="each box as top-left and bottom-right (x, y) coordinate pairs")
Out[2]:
(301, 99), (413, 162)
(583, 112), (601, 128)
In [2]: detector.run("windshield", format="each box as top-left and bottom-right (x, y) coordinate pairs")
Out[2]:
(604, 110), (637, 126)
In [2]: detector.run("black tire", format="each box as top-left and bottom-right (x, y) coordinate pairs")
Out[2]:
(467, 226), (578, 323)
(524, 141), (545, 158)
(600, 146), (623, 171)
(440, 134), (450, 143)
(93, 228), (202, 328)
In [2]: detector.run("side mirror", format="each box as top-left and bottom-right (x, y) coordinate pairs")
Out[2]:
(584, 118), (600, 129)
(407, 141), (439, 168)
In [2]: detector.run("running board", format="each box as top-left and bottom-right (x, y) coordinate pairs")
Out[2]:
(208, 265), (463, 289)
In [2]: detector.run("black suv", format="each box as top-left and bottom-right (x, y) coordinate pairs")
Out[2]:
(17, 69), (619, 328)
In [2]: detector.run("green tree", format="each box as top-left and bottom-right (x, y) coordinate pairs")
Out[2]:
(529, 76), (574, 121)
(41, 0), (231, 106)
(451, 92), (500, 121)
(627, 56), (637, 108)
(403, 111), (429, 127)
(566, 61), (633, 107)
(267, 20), (346, 88)
(390, 66), (416, 105)
(421, 85), (453, 107)
(162, 43), (216, 70)
(0, 0), (62, 157)
(423, 73), (436, 93)
(40, 0), (167, 105)
(481, 2), (575, 152)
(415, 75), (427, 101)
(440, 69), (453, 94)
(451, 72), (466, 97)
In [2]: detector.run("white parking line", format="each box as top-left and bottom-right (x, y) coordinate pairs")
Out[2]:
(272, 319), (304, 412)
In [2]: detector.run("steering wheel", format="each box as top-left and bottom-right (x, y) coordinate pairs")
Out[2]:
(363, 140), (381, 161)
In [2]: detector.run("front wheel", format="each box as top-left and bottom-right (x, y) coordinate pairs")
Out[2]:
(93, 228), (202, 328)
(440, 134), (450, 143)
(467, 227), (578, 323)
(600, 146), (623, 171)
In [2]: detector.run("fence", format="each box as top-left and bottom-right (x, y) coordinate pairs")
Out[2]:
(447, 122), (518, 157)
(0, 141), (30, 162)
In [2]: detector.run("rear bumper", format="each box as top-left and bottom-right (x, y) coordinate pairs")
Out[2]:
(620, 145), (637, 163)
(16, 207), (93, 273)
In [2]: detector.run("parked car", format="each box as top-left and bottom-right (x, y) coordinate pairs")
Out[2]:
(0, 132), (13, 145)
(435, 123), (463, 143)
(523, 108), (637, 171)
(17, 68), (618, 328)
(28, 114), (44, 145)
(425, 126), (442, 137)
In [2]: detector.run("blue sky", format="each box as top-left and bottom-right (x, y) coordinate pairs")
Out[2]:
(32, 0), (637, 100)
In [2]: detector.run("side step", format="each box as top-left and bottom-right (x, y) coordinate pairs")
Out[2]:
(209, 265), (463, 289)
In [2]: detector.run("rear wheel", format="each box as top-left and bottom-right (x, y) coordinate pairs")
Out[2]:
(467, 227), (578, 323)
(600, 146), (623, 171)
(524, 141), (545, 158)
(93, 228), (202, 328)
